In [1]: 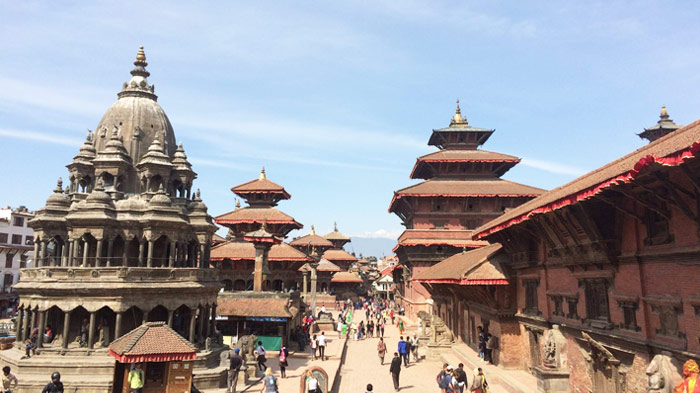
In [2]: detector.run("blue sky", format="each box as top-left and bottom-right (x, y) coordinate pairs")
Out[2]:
(2, 1), (700, 256)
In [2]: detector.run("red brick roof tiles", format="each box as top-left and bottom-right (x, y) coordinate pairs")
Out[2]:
(289, 234), (333, 248)
(331, 271), (363, 283)
(210, 241), (312, 262)
(412, 242), (508, 284)
(231, 178), (291, 199)
(109, 322), (196, 363)
(322, 249), (358, 262)
(217, 297), (292, 318)
(214, 207), (302, 228)
(474, 118), (700, 239)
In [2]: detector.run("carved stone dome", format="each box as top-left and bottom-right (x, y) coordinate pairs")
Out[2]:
(93, 46), (177, 163)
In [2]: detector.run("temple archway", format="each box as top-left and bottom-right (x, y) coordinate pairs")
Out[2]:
(221, 279), (233, 292)
(233, 280), (246, 291)
(148, 305), (169, 323)
(272, 279), (283, 291)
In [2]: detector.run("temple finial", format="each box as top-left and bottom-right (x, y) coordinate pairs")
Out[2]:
(135, 45), (147, 64)
(311, 225), (316, 236)
(451, 99), (467, 126)
(235, 199), (241, 209)
(86, 129), (93, 142)
(259, 166), (266, 180)
(54, 178), (63, 193)
(660, 105), (669, 120)
(334, 221), (338, 232)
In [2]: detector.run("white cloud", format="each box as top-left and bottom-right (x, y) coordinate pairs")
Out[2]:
(0, 128), (83, 147)
(354, 228), (403, 239)
(520, 157), (587, 177)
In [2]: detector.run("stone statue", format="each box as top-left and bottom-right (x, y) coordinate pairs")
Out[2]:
(430, 315), (453, 344)
(235, 334), (258, 362)
(646, 352), (683, 393)
(418, 311), (432, 338)
(542, 325), (567, 369)
(205, 337), (213, 351)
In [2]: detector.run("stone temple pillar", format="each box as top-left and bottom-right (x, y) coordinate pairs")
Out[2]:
(62, 310), (71, 349)
(252, 243), (273, 292)
(302, 271), (309, 300)
(310, 264), (318, 317)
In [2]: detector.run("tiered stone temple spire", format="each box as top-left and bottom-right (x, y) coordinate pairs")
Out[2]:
(389, 101), (545, 320)
(638, 106), (682, 143)
(12, 46), (222, 391)
(321, 222), (358, 271)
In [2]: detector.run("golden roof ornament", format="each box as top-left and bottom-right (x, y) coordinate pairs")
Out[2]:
(334, 221), (338, 231)
(135, 45), (147, 64)
(660, 105), (669, 120)
(311, 225), (316, 236)
(259, 166), (266, 180)
(235, 199), (241, 209)
(450, 99), (468, 127)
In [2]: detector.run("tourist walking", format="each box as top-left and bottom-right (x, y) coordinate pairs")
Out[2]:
(318, 331), (327, 361)
(278, 346), (289, 378)
(256, 341), (267, 372)
(379, 320), (385, 338)
(365, 383), (374, 393)
(128, 364), (144, 393)
(397, 336), (409, 366)
(410, 333), (419, 362)
(310, 334), (318, 360)
(337, 319), (343, 338)
(228, 348), (243, 393)
(485, 334), (496, 365)
(442, 365), (456, 393)
(455, 363), (468, 393)
(2, 366), (18, 393)
(41, 372), (63, 393)
(304, 369), (320, 393)
(389, 352), (402, 392)
(397, 319), (404, 336)
(260, 368), (278, 393)
(470, 368), (488, 393)
(477, 327), (485, 360)
(377, 337), (387, 364)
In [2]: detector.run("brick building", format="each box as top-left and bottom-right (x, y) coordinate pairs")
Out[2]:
(389, 102), (544, 321)
(469, 108), (700, 392)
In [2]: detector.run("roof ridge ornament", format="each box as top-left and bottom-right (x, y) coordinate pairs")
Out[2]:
(450, 99), (468, 127)
(259, 166), (266, 180)
(334, 221), (338, 232)
(311, 225), (316, 236)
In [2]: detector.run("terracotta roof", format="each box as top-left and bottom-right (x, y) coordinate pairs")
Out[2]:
(217, 297), (292, 318)
(474, 118), (700, 239)
(393, 229), (488, 252)
(412, 242), (508, 285)
(109, 322), (196, 363)
(380, 265), (400, 276)
(323, 229), (351, 241)
(411, 150), (520, 179)
(214, 207), (302, 228)
(298, 258), (342, 272)
(322, 249), (358, 262)
(211, 241), (312, 262)
(331, 271), (363, 283)
(390, 179), (545, 212)
(212, 233), (226, 243)
(289, 234), (333, 248)
(231, 178), (291, 199)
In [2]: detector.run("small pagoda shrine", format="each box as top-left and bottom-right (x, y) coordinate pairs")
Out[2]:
(322, 223), (358, 271)
(212, 169), (305, 350)
(389, 101), (545, 320)
(638, 106), (682, 143)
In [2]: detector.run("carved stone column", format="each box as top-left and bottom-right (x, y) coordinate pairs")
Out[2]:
(62, 310), (71, 349)
(16, 306), (23, 341)
(39, 239), (47, 267)
(114, 312), (123, 340)
(36, 310), (46, 349)
(302, 271), (309, 300)
(167, 310), (174, 328)
(106, 237), (115, 267)
(189, 311), (197, 343)
(72, 239), (79, 266)
(210, 304), (217, 336)
(81, 239), (88, 267)
(138, 240), (145, 267)
(87, 311), (96, 349)
(95, 238), (103, 267)
(61, 242), (69, 266)
(146, 239), (154, 268)
(199, 244), (206, 269)
(33, 241), (40, 267)
(22, 308), (31, 342)
(122, 242), (128, 267)
(169, 241), (176, 268)
(67, 240), (74, 267)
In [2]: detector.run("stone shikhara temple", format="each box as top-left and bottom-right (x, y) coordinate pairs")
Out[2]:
(5, 47), (225, 392)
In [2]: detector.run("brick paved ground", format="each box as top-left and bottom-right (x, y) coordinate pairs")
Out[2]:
(207, 309), (510, 393)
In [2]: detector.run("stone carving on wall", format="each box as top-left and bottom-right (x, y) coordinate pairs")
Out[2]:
(645, 352), (683, 393)
(542, 325), (568, 369)
(580, 332), (629, 393)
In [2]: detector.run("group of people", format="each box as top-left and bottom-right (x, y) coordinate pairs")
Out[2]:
(477, 327), (496, 365)
(436, 363), (489, 393)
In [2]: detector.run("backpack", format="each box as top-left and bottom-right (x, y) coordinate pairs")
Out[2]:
(437, 370), (449, 389)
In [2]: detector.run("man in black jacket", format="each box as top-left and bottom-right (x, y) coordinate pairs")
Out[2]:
(455, 363), (468, 393)
(41, 372), (63, 393)
(228, 348), (244, 393)
(389, 352), (402, 392)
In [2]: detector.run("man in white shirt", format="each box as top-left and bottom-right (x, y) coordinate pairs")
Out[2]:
(317, 332), (327, 361)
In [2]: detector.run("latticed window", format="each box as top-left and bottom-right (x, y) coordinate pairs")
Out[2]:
(552, 296), (564, 316)
(566, 298), (579, 319)
(619, 301), (640, 331)
(523, 279), (539, 315)
(645, 207), (673, 245)
(584, 279), (610, 321)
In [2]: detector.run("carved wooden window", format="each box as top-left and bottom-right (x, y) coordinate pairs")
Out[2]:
(618, 301), (640, 331)
(584, 279), (611, 324)
(644, 208), (673, 246)
(552, 296), (564, 316)
(566, 297), (579, 319)
(523, 279), (539, 315)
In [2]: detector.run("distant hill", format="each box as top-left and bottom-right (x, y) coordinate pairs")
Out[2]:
(345, 237), (396, 259)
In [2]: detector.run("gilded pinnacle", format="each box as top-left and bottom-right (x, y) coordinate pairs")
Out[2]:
(311, 225), (316, 236)
(451, 99), (467, 126)
(259, 166), (266, 180)
(660, 105), (669, 118)
(136, 45), (146, 63)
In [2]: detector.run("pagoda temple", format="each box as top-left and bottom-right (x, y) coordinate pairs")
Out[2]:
(212, 169), (306, 348)
(389, 101), (545, 321)
(6, 47), (224, 392)
(322, 223), (358, 271)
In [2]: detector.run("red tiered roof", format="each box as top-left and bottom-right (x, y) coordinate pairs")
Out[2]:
(322, 249), (358, 262)
(331, 271), (363, 283)
(412, 242), (508, 285)
(290, 228), (334, 248)
(109, 322), (196, 363)
(393, 229), (488, 253)
(410, 150), (521, 179)
(474, 118), (700, 240)
(210, 241), (312, 262)
(215, 207), (302, 228)
(231, 174), (291, 200)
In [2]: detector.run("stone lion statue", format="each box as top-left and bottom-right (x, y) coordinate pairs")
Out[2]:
(430, 315), (453, 344)
(235, 334), (258, 362)
(646, 352), (682, 393)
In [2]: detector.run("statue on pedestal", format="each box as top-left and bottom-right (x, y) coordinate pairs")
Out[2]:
(645, 352), (682, 393)
(542, 325), (567, 369)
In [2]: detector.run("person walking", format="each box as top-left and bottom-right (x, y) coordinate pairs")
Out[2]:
(390, 310), (395, 325)
(397, 336), (409, 367)
(310, 334), (318, 360)
(260, 368), (278, 393)
(389, 352), (402, 392)
(455, 363), (468, 393)
(227, 348), (243, 393)
(397, 319), (404, 336)
(477, 327), (485, 361)
(410, 333), (419, 363)
(377, 337), (387, 365)
(41, 372), (63, 393)
(256, 341), (267, 372)
(470, 368), (488, 393)
(442, 365), (456, 393)
(485, 334), (496, 365)
(365, 383), (374, 393)
(2, 366), (18, 393)
(128, 364), (145, 393)
(278, 346), (289, 378)
(379, 320), (385, 338)
(318, 331), (327, 361)
(337, 320), (343, 339)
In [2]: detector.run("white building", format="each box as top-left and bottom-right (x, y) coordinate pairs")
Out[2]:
(373, 266), (395, 300)
(0, 206), (35, 291)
